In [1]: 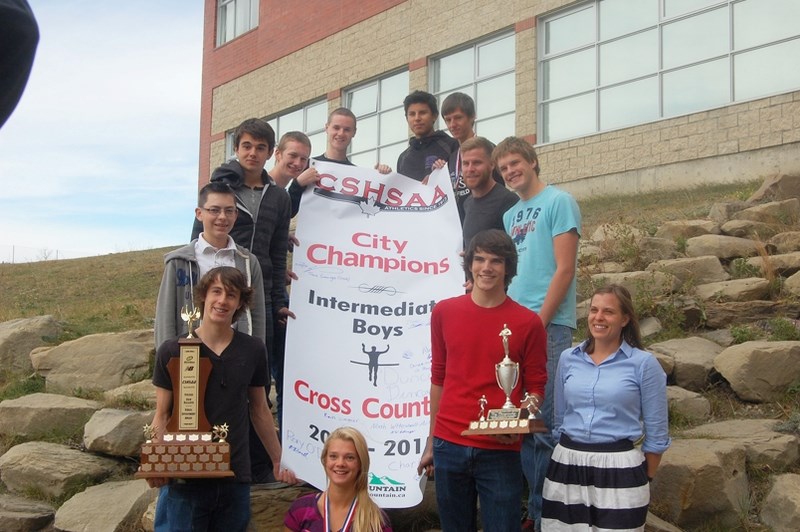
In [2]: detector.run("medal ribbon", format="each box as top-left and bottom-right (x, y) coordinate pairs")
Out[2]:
(323, 492), (358, 532)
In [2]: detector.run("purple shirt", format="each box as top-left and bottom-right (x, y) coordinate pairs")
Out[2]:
(284, 493), (393, 532)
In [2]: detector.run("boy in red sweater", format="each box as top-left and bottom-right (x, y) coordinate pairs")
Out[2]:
(417, 229), (547, 532)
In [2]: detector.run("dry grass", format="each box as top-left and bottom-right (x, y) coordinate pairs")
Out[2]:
(0, 247), (169, 341)
(578, 180), (760, 238)
(0, 181), (763, 342)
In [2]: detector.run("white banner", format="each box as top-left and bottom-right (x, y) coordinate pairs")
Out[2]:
(282, 161), (463, 507)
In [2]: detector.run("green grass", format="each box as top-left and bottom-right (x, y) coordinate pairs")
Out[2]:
(0, 372), (45, 401)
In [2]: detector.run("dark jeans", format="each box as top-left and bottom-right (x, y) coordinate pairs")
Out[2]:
(154, 481), (250, 532)
(433, 437), (522, 532)
(521, 323), (573, 529)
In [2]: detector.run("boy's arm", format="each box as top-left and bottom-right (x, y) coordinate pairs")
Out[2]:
(537, 229), (578, 327)
(154, 261), (177, 349)
(269, 193), (291, 316)
(248, 386), (296, 484)
(248, 258), (267, 344)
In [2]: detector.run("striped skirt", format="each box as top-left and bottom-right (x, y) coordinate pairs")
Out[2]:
(541, 435), (649, 531)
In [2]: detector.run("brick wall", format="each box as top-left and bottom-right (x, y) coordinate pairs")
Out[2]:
(200, 0), (800, 194)
(538, 91), (800, 197)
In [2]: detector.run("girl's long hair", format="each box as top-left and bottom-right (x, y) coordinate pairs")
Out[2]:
(320, 427), (388, 531)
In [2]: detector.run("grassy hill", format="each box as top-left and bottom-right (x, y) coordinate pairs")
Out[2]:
(0, 180), (760, 344)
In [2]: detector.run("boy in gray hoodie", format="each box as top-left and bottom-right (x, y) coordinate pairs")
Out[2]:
(155, 181), (266, 349)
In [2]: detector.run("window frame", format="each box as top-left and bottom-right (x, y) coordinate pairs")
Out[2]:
(429, 31), (517, 143)
(216, 0), (259, 47)
(223, 98), (327, 169)
(342, 69), (410, 168)
(537, 0), (800, 144)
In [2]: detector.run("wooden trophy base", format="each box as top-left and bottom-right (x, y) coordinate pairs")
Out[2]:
(135, 432), (234, 479)
(462, 408), (549, 436)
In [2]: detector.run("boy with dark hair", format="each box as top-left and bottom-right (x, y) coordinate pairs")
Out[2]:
(149, 267), (295, 531)
(191, 117), (292, 484)
(441, 92), (476, 144)
(156, 182), (265, 348)
(418, 229), (547, 532)
(495, 136), (581, 532)
(191, 117), (291, 359)
(396, 90), (459, 183)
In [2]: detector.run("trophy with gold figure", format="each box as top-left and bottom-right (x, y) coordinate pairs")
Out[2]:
(135, 305), (235, 479)
(462, 324), (546, 436)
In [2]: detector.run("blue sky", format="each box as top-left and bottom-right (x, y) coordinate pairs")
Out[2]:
(0, 1), (204, 262)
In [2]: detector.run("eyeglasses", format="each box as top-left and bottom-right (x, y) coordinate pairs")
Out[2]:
(201, 207), (237, 217)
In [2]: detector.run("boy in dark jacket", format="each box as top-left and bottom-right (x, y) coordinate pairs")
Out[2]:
(396, 90), (459, 184)
(191, 118), (291, 484)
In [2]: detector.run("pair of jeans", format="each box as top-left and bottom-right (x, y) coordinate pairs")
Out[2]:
(154, 481), (250, 532)
(433, 437), (522, 532)
(521, 323), (573, 529)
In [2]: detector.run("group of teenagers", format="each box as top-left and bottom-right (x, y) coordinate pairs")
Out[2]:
(148, 89), (671, 532)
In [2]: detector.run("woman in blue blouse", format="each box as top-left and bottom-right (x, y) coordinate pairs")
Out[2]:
(541, 284), (670, 531)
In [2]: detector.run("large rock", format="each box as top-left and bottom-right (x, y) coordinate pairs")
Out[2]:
(646, 256), (730, 285)
(745, 251), (800, 276)
(0, 441), (126, 500)
(649, 337), (722, 391)
(721, 219), (782, 240)
(733, 198), (800, 225)
(577, 242), (602, 263)
(638, 237), (678, 263)
(640, 316), (662, 339)
(708, 201), (750, 224)
(714, 341), (800, 402)
(249, 484), (316, 531)
(667, 386), (710, 422)
(83, 409), (153, 457)
(30, 330), (152, 394)
(682, 419), (799, 470)
(54, 480), (156, 532)
(103, 380), (157, 409)
(784, 270), (800, 297)
(748, 173), (800, 203)
(654, 220), (720, 240)
(0, 392), (102, 439)
(645, 512), (684, 532)
(769, 231), (800, 253)
(589, 271), (680, 299)
(700, 328), (735, 348)
(693, 277), (771, 302)
(651, 439), (748, 529)
(0, 316), (61, 374)
(590, 223), (645, 243)
(703, 301), (800, 329)
(760, 473), (800, 532)
(0, 493), (54, 532)
(684, 234), (760, 260)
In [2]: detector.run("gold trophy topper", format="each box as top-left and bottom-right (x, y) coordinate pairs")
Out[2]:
(180, 305), (201, 338)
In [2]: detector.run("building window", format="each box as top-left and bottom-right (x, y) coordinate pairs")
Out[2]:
(538, 0), (800, 144)
(217, 0), (258, 46)
(431, 32), (516, 144)
(224, 99), (327, 170)
(344, 70), (409, 168)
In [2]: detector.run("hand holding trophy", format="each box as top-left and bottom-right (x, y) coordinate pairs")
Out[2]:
(462, 325), (547, 436)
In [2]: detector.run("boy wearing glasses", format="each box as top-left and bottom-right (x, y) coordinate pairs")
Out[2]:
(191, 118), (292, 361)
(156, 181), (266, 348)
